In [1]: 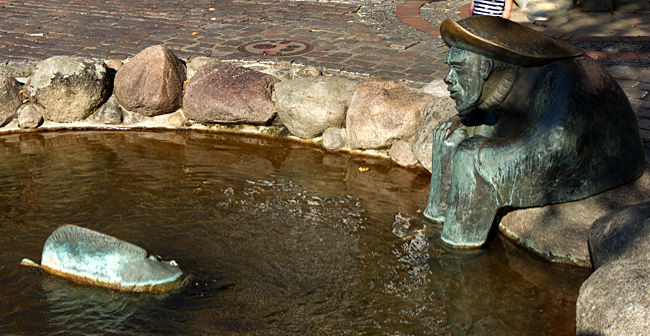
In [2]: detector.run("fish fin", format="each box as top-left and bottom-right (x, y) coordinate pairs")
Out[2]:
(20, 258), (41, 268)
(46, 225), (147, 259)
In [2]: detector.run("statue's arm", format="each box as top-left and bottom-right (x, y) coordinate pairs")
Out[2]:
(474, 93), (580, 186)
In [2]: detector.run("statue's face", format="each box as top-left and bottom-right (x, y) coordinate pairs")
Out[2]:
(444, 48), (487, 112)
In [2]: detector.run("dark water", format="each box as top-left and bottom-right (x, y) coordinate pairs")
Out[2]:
(0, 131), (589, 335)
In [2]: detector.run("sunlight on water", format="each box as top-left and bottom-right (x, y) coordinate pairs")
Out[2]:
(0, 131), (589, 335)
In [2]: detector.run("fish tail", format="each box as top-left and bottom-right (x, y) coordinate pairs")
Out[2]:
(20, 258), (41, 268)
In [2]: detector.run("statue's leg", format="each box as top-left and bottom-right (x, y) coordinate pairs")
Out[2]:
(423, 119), (466, 221)
(440, 138), (498, 248)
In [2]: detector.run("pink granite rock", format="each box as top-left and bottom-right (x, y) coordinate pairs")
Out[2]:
(114, 45), (186, 116)
(183, 63), (279, 124)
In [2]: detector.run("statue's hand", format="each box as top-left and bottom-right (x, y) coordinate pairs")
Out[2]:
(433, 116), (466, 147)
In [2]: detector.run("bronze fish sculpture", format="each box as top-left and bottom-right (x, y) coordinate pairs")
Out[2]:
(21, 224), (184, 293)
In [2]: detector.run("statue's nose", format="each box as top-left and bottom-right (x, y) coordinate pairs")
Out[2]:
(444, 71), (454, 86)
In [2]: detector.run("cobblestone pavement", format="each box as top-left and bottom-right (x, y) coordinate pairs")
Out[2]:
(0, 0), (452, 82)
(0, 0), (648, 155)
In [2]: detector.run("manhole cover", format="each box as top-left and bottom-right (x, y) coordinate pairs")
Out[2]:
(238, 40), (313, 57)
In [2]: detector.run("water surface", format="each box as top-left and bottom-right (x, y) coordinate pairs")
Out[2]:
(0, 131), (589, 335)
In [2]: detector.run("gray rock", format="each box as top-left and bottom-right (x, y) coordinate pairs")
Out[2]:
(0, 75), (23, 126)
(275, 76), (358, 138)
(499, 168), (650, 267)
(289, 66), (322, 79)
(186, 56), (216, 80)
(589, 201), (650, 270)
(183, 62), (279, 125)
(389, 140), (418, 166)
(346, 78), (433, 149)
(114, 45), (186, 116)
(122, 110), (146, 125)
(24, 56), (110, 122)
(87, 96), (123, 125)
(0, 60), (36, 78)
(16, 103), (44, 129)
(247, 65), (290, 81)
(419, 79), (449, 97)
(576, 259), (650, 336)
(413, 97), (458, 172)
(164, 110), (188, 127)
(322, 127), (347, 150)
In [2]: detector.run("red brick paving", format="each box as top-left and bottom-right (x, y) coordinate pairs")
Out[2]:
(0, 0), (452, 83)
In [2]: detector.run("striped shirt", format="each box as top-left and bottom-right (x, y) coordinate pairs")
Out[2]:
(472, 0), (506, 16)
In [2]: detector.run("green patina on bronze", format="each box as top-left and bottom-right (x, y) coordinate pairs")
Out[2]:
(424, 16), (645, 248)
(21, 225), (184, 292)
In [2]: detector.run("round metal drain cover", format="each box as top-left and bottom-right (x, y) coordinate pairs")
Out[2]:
(238, 40), (313, 57)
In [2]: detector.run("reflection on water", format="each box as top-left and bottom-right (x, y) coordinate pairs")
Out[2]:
(0, 131), (589, 335)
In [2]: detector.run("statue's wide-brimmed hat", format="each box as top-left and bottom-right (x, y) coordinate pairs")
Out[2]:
(440, 16), (583, 67)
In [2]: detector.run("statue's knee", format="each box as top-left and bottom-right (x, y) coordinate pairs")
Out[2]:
(451, 143), (478, 171)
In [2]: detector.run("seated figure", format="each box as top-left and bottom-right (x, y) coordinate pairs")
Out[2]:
(425, 16), (645, 248)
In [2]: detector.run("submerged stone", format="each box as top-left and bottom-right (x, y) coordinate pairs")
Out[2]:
(22, 225), (184, 293)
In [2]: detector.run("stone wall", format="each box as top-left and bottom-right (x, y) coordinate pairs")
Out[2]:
(0, 46), (454, 172)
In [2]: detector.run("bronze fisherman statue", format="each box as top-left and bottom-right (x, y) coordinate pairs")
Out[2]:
(424, 16), (645, 248)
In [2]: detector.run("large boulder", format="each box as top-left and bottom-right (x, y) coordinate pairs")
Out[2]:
(588, 201), (650, 269)
(275, 76), (358, 138)
(114, 45), (186, 116)
(0, 75), (23, 126)
(24, 56), (110, 122)
(575, 201), (650, 335)
(183, 63), (279, 124)
(413, 80), (458, 172)
(346, 79), (432, 149)
(499, 168), (650, 267)
(576, 259), (650, 336)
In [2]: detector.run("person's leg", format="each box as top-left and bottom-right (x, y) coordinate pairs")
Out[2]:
(441, 138), (498, 247)
(423, 118), (467, 221)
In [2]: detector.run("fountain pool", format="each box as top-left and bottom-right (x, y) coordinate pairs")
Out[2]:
(0, 130), (588, 335)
